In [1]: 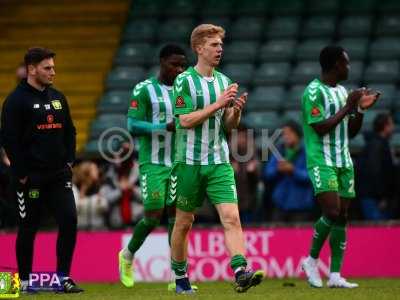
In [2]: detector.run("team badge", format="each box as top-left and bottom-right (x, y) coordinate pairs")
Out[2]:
(311, 107), (320, 117)
(175, 96), (186, 108)
(130, 100), (138, 109)
(51, 100), (62, 110)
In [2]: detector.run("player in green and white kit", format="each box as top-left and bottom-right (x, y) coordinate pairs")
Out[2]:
(301, 46), (380, 288)
(118, 44), (187, 289)
(168, 24), (264, 294)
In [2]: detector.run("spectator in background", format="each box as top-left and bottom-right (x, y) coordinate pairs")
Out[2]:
(230, 125), (260, 223)
(16, 62), (27, 82)
(357, 113), (396, 220)
(73, 161), (108, 229)
(263, 121), (314, 222)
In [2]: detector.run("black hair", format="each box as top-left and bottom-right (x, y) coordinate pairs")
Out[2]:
(373, 113), (392, 133)
(283, 120), (303, 138)
(319, 45), (345, 73)
(159, 44), (186, 60)
(24, 47), (55, 66)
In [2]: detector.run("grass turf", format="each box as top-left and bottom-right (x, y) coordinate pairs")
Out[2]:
(23, 279), (400, 300)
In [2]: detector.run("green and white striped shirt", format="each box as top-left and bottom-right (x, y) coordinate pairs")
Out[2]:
(301, 78), (353, 168)
(127, 77), (174, 167)
(173, 67), (231, 165)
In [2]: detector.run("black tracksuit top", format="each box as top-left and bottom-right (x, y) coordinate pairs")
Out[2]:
(1, 79), (76, 178)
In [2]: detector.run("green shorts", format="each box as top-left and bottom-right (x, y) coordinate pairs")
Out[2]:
(167, 163), (238, 212)
(308, 165), (355, 198)
(139, 163), (171, 211)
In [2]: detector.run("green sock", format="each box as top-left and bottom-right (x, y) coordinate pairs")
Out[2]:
(127, 217), (160, 256)
(230, 254), (247, 273)
(171, 259), (187, 277)
(310, 216), (333, 259)
(329, 223), (346, 272)
(167, 217), (175, 247)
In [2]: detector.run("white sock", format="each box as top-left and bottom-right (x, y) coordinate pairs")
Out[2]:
(330, 272), (341, 281)
(21, 280), (28, 288)
(122, 247), (134, 261)
(307, 256), (318, 264)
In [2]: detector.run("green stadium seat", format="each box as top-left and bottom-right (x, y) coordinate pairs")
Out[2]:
(296, 39), (330, 60)
(98, 91), (130, 114)
(370, 38), (400, 59)
(285, 84), (306, 109)
(378, 0), (400, 13)
(266, 17), (300, 39)
(158, 19), (194, 42)
(302, 17), (336, 38)
(246, 86), (286, 111)
(223, 41), (259, 63)
(338, 38), (369, 60)
(253, 63), (290, 86)
(114, 43), (154, 66)
(342, 0), (376, 14)
(201, 0), (233, 17)
(259, 40), (296, 62)
(376, 15), (400, 36)
(339, 16), (372, 37)
(306, 0), (340, 14)
(364, 83), (396, 109)
(122, 20), (157, 43)
(346, 61), (364, 84)
(269, 0), (304, 15)
(146, 65), (160, 78)
(290, 62), (320, 84)
(149, 43), (194, 65)
(221, 63), (254, 86)
(242, 111), (280, 130)
(90, 114), (127, 139)
(230, 17), (264, 40)
(129, 0), (165, 18)
(164, 0), (197, 17)
(364, 61), (399, 83)
(233, 0), (269, 16)
(200, 17), (231, 31)
(106, 67), (146, 90)
(282, 110), (302, 124)
(362, 109), (390, 132)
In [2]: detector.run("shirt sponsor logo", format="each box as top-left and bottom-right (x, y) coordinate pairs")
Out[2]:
(47, 115), (54, 123)
(51, 100), (62, 110)
(130, 100), (138, 109)
(29, 189), (40, 199)
(175, 96), (186, 108)
(311, 107), (320, 117)
(37, 123), (62, 130)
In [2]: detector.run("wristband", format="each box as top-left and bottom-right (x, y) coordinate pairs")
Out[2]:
(357, 106), (366, 114)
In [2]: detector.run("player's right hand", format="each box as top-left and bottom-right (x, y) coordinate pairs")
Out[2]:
(217, 83), (238, 108)
(346, 88), (365, 110)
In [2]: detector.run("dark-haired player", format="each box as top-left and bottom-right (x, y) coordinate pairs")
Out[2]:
(118, 44), (195, 291)
(301, 46), (380, 288)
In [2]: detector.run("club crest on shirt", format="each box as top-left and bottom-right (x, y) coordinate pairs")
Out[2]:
(130, 100), (138, 109)
(311, 107), (320, 117)
(51, 100), (62, 110)
(175, 96), (186, 108)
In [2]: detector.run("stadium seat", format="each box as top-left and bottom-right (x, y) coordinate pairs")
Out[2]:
(290, 62), (320, 84)
(342, 0), (376, 14)
(242, 111), (280, 130)
(200, 0), (233, 17)
(233, 0), (269, 17)
(230, 17), (264, 40)
(337, 38), (369, 60)
(346, 61), (364, 84)
(296, 39), (331, 60)
(114, 43), (154, 66)
(265, 17), (300, 39)
(157, 19), (194, 42)
(285, 84), (306, 109)
(306, 0), (340, 14)
(90, 114), (127, 139)
(376, 15), (400, 36)
(364, 84), (396, 109)
(369, 38), (400, 59)
(253, 63), (290, 86)
(200, 17), (231, 32)
(129, 0), (165, 18)
(106, 67), (146, 90)
(223, 41), (259, 63)
(269, 0), (304, 15)
(149, 43), (194, 65)
(122, 20), (158, 43)
(98, 91), (130, 114)
(364, 61), (399, 83)
(349, 134), (365, 151)
(282, 110), (302, 124)
(164, 0), (197, 17)
(338, 16), (372, 37)
(246, 86), (286, 111)
(221, 63), (254, 86)
(302, 16), (336, 38)
(259, 39), (296, 62)
(146, 65), (160, 78)
(362, 109), (390, 132)
(378, 0), (400, 14)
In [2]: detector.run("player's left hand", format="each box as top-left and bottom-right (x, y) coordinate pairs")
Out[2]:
(359, 89), (381, 110)
(233, 92), (248, 112)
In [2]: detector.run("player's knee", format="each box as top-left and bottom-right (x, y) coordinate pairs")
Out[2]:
(174, 214), (194, 233)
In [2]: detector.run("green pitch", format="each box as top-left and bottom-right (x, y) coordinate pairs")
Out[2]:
(23, 279), (399, 300)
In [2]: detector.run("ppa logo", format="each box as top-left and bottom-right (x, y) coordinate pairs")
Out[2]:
(29, 272), (62, 292)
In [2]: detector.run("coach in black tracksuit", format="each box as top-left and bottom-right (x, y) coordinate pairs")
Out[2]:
(1, 48), (83, 293)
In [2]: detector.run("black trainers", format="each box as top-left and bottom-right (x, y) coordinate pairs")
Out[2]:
(175, 277), (195, 294)
(234, 270), (265, 293)
(60, 278), (84, 293)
